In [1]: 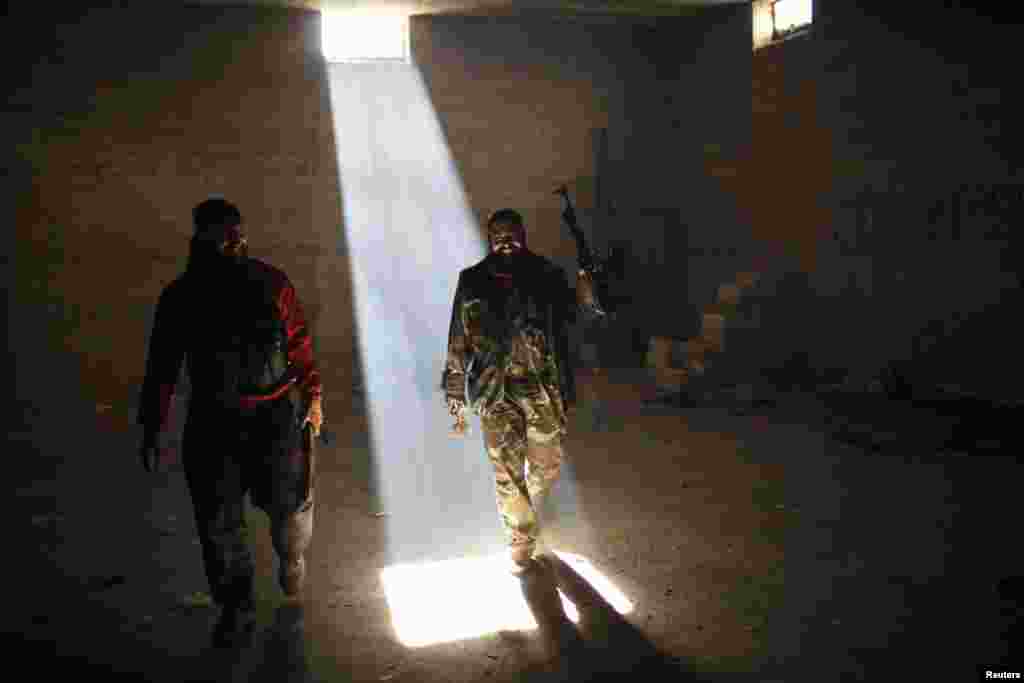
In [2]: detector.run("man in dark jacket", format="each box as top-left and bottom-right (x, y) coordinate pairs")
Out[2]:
(442, 209), (597, 573)
(138, 198), (323, 647)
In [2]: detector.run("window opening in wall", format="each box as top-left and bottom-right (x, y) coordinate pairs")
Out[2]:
(321, 10), (410, 64)
(753, 0), (812, 50)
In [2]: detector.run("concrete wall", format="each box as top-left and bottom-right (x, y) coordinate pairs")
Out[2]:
(409, 13), (623, 282)
(411, 8), (752, 364)
(9, 4), (346, 415)
(622, 5), (753, 345)
(8, 3), (741, 417)
(15, 0), (1010, 418)
(629, 0), (1022, 401)
(741, 0), (1022, 400)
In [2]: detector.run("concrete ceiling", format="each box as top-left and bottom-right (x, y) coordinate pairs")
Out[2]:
(179, 0), (744, 16)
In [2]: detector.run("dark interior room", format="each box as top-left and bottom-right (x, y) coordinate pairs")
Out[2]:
(8, 0), (1022, 680)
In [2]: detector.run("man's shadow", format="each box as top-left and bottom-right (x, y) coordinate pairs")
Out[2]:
(259, 603), (311, 682)
(514, 553), (698, 681)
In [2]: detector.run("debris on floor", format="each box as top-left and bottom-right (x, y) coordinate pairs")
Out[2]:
(179, 592), (215, 610)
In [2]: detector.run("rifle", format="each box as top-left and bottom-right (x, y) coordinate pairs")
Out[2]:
(555, 185), (610, 318)
(300, 420), (315, 503)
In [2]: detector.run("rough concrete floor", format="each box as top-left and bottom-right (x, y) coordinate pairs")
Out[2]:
(10, 368), (1020, 682)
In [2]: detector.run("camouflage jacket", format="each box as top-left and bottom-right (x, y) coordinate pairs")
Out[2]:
(441, 251), (578, 417)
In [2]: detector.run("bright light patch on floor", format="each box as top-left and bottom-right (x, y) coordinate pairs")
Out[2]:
(321, 11), (410, 63)
(380, 552), (633, 648)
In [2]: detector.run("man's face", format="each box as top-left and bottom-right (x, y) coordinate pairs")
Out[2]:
(198, 222), (248, 265)
(488, 220), (524, 257)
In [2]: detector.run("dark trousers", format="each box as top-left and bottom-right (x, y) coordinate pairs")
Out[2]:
(182, 393), (314, 609)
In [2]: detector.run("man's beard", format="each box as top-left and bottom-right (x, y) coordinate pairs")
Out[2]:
(211, 249), (247, 272)
(188, 242), (248, 278)
(221, 242), (247, 267)
(492, 253), (522, 274)
(490, 245), (526, 273)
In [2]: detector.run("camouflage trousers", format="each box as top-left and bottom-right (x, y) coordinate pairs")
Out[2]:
(479, 388), (566, 557)
(182, 394), (314, 609)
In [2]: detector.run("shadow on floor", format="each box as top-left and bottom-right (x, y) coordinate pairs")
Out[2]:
(817, 388), (1023, 459)
(184, 603), (311, 683)
(512, 553), (699, 682)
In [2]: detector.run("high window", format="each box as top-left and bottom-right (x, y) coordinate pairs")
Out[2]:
(753, 0), (812, 50)
(321, 11), (410, 64)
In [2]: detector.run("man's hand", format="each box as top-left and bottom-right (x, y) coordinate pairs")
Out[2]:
(447, 396), (469, 437)
(303, 396), (323, 438)
(139, 433), (161, 473)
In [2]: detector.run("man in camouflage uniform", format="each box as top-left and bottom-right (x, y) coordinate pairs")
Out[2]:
(442, 209), (596, 572)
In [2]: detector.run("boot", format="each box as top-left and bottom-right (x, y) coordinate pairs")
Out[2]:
(211, 601), (257, 649)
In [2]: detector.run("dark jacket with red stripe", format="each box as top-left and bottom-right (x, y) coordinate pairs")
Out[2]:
(138, 257), (321, 436)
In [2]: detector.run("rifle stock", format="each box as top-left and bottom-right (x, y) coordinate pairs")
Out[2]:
(301, 421), (315, 503)
(289, 384), (318, 503)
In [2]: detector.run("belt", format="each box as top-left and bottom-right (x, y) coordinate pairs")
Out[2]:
(238, 377), (298, 409)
